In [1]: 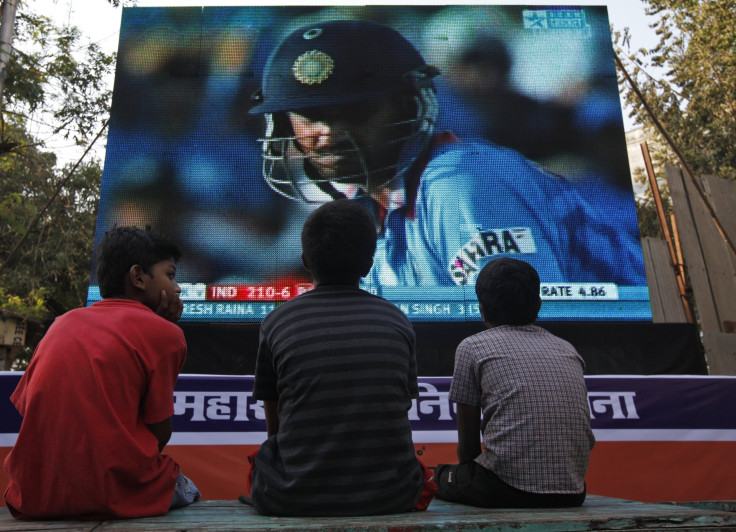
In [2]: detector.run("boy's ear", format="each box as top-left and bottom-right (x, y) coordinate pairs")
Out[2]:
(128, 264), (147, 291)
(478, 302), (495, 329)
(359, 257), (374, 278)
(301, 252), (310, 272)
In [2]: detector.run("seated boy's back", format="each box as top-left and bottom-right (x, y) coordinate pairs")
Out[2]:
(435, 257), (594, 508)
(253, 285), (422, 515)
(246, 199), (435, 516)
(6, 301), (185, 518)
(4, 226), (199, 519)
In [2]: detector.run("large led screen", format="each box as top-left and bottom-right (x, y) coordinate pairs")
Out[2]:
(88, 5), (652, 322)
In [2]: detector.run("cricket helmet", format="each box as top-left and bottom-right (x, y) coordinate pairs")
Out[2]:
(249, 19), (440, 203)
(249, 19), (436, 114)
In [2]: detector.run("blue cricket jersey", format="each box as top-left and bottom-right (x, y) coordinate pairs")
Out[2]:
(367, 137), (646, 288)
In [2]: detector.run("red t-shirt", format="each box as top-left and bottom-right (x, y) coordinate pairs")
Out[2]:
(3, 299), (187, 519)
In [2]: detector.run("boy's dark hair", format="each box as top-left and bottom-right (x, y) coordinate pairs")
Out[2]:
(475, 257), (541, 326)
(301, 199), (377, 284)
(96, 226), (181, 298)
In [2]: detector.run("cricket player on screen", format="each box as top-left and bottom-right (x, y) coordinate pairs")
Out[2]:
(247, 19), (645, 288)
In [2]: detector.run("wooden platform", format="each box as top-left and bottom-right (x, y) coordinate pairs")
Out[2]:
(2, 496), (736, 531)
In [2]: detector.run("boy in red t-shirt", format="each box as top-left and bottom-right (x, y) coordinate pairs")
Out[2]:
(4, 226), (200, 519)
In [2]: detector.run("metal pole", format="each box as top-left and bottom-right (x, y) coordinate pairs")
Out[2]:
(640, 141), (695, 323)
(641, 141), (674, 249)
(0, 0), (19, 106)
(669, 212), (687, 283)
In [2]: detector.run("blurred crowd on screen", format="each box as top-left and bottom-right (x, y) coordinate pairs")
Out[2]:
(92, 5), (638, 287)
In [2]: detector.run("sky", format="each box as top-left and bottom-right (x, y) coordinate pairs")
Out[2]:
(27, 0), (660, 167)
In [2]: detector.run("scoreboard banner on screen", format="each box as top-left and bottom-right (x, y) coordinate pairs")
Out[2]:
(87, 5), (652, 322)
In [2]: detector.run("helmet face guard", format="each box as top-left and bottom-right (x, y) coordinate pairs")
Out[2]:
(258, 85), (439, 203)
(249, 20), (440, 203)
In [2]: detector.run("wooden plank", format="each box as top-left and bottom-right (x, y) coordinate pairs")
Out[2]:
(90, 497), (736, 531)
(699, 175), (736, 333)
(675, 500), (736, 513)
(641, 237), (687, 323)
(4, 497), (734, 532)
(641, 237), (665, 321)
(700, 175), (736, 247)
(693, 175), (736, 332)
(703, 332), (736, 376)
(665, 164), (720, 332)
(0, 519), (95, 532)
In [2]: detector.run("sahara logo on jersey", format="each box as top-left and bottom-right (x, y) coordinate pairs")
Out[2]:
(449, 227), (537, 285)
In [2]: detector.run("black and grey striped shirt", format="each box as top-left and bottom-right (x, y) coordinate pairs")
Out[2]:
(251, 285), (424, 516)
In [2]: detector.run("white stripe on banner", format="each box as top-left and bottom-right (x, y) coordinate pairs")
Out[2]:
(410, 431), (459, 444)
(165, 429), (736, 445)
(169, 432), (268, 445)
(593, 429), (736, 442)
(166, 429), (736, 445)
(157, 431), (459, 446)
(4, 429), (736, 448)
(127, 428), (736, 446)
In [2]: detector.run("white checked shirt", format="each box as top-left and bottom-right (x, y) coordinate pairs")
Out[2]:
(450, 324), (595, 494)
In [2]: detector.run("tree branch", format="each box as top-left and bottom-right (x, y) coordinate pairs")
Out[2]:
(0, 118), (109, 276)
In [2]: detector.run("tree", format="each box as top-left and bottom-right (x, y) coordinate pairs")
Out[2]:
(1, 1), (113, 324)
(615, 1), (736, 182)
(2, 6), (114, 155)
(613, 1), (735, 241)
(0, 133), (103, 316)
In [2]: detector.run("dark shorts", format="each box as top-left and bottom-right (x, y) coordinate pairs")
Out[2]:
(435, 461), (585, 509)
(241, 449), (437, 513)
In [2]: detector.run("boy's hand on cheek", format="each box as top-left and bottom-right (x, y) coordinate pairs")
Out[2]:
(155, 290), (184, 322)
